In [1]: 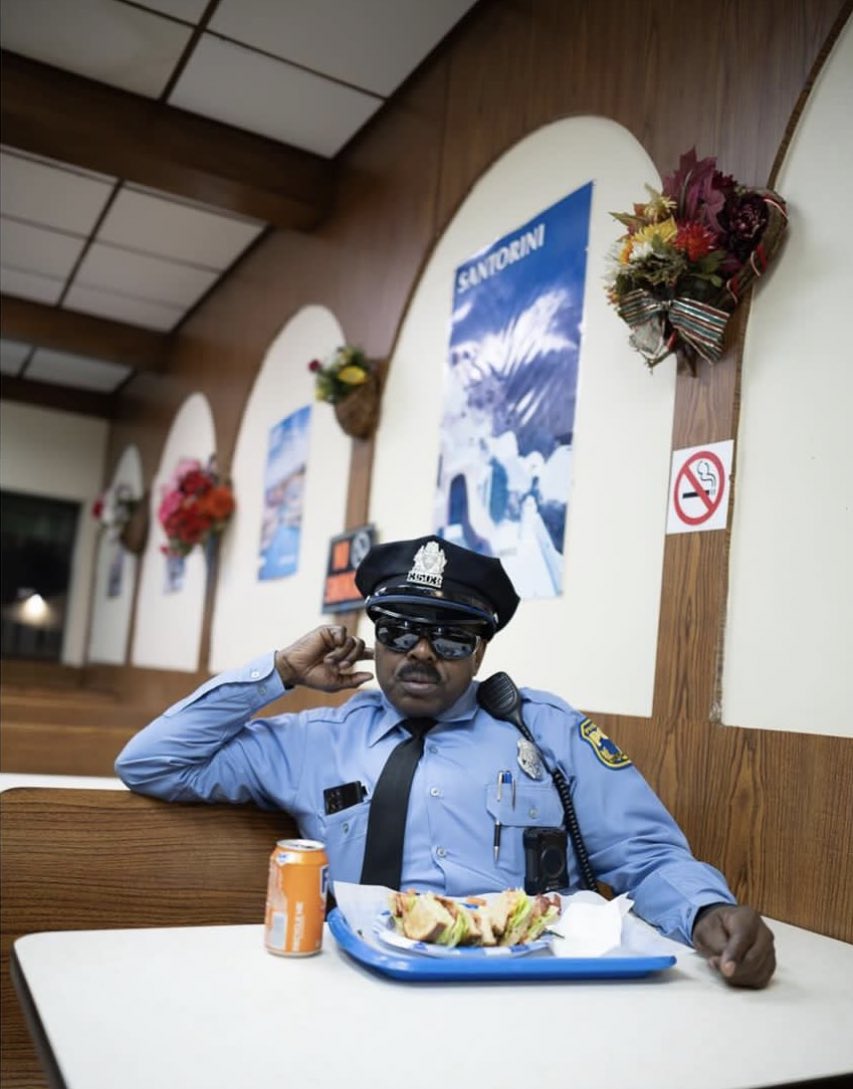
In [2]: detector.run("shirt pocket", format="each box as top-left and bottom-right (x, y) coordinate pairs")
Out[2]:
(484, 780), (564, 879)
(319, 800), (371, 882)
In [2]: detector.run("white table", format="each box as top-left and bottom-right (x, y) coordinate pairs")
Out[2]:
(0, 773), (127, 791)
(12, 917), (853, 1089)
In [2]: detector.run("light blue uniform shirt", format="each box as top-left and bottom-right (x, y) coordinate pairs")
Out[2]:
(115, 652), (735, 945)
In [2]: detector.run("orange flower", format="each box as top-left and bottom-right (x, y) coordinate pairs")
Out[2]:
(197, 485), (235, 522)
(673, 221), (718, 261)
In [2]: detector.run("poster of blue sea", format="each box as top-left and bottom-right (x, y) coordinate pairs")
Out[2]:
(258, 405), (311, 581)
(433, 183), (593, 599)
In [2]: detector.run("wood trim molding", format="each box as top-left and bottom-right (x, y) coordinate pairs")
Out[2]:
(0, 296), (171, 372)
(0, 50), (335, 229)
(0, 374), (116, 418)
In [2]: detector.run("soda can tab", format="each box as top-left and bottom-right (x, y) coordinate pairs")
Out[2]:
(264, 838), (329, 956)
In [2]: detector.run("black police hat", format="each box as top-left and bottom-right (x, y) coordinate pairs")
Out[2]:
(354, 535), (519, 636)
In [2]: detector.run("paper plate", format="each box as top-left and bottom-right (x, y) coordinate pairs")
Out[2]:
(374, 909), (551, 958)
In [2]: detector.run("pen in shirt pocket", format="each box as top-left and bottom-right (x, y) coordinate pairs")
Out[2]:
(494, 769), (514, 860)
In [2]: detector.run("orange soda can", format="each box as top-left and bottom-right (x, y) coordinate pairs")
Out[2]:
(264, 839), (329, 956)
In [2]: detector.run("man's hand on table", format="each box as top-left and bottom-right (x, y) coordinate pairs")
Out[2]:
(692, 904), (776, 988)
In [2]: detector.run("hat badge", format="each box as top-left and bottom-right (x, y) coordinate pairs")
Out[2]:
(407, 541), (447, 588)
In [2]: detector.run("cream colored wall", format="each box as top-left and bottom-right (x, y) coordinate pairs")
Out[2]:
(0, 399), (108, 665)
(130, 393), (216, 672)
(722, 20), (853, 737)
(87, 444), (144, 665)
(209, 305), (354, 670)
(366, 117), (676, 716)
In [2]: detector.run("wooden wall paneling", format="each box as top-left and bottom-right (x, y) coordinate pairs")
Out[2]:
(82, 0), (853, 944)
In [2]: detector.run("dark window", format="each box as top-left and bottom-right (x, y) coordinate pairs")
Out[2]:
(1, 490), (80, 661)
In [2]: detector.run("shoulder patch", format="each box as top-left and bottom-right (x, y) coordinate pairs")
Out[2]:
(579, 719), (631, 769)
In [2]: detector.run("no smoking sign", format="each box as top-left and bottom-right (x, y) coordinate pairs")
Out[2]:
(666, 440), (734, 535)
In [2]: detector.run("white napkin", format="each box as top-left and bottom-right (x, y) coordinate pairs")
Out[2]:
(548, 891), (633, 956)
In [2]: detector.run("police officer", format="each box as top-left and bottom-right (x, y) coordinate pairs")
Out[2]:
(116, 534), (775, 988)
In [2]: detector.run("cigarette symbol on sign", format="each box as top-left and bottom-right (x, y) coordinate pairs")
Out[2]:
(682, 459), (717, 501)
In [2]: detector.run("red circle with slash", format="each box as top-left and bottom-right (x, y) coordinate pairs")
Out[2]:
(673, 450), (726, 526)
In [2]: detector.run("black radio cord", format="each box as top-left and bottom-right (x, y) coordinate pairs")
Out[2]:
(477, 671), (598, 892)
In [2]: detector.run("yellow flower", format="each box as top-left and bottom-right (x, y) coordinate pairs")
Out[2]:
(337, 364), (368, 386)
(641, 189), (677, 223)
(633, 216), (677, 247)
(618, 238), (634, 264)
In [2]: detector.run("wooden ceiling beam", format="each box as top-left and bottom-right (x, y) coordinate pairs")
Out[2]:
(0, 374), (116, 419)
(0, 296), (170, 372)
(0, 51), (335, 229)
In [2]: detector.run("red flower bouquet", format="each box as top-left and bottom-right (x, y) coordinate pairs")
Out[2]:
(158, 457), (235, 558)
(606, 149), (788, 371)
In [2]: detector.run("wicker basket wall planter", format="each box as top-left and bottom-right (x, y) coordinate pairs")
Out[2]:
(333, 371), (382, 440)
(118, 492), (150, 555)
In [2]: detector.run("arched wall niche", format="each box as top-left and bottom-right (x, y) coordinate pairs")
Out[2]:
(722, 18), (853, 737)
(87, 444), (144, 665)
(209, 305), (354, 671)
(367, 116), (676, 717)
(131, 393), (216, 672)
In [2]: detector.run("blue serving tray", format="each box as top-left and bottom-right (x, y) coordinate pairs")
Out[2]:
(327, 909), (677, 982)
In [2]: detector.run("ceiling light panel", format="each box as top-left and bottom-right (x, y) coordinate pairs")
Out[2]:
(0, 218), (85, 280)
(26, 347), (132, 392)
(0, 0), (194, 98)
(62, 285), (185, 332)
(0, 267), (65, 305)
(0, 151), (115, 235)
(74, 243), (219, 309)
(0, 338), (32, 375)
(210, 0), (479, 98)
(169, 35), (382, 157)
(97, 188), (264, 270)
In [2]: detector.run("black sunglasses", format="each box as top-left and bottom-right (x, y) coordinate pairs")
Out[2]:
(374, 618), (481, 660)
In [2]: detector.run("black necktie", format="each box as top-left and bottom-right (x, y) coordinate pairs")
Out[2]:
(360, 718), (435, 889)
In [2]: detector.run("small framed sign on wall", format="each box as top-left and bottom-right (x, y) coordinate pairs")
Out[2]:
(322, 525), (376, 613)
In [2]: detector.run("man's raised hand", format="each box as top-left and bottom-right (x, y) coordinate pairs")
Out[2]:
(275, 625), (374, 693)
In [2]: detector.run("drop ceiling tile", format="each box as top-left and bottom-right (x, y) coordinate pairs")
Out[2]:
(0, 217), (85, 279)
(0, 266), (65, 304)
(62, 285), (185, 331)
(211, 0), (478, 97)
(74, 243), (218, 309)
(97, 188), (264, 270)
(26, 347), (132, 392)
(0, 151), (115, 235)
(169, 34), (382, 157)
(0, 338), (32, 375)
(0, 0), (193, 98)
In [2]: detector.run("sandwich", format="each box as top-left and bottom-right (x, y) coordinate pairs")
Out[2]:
(389, 888), (560, 948)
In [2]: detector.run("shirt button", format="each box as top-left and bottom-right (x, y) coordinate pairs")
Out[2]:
(342, 822), (350, 834)
(429, 787), (441, 797)
(250, 670), (261, 679)
(436, 847), (447, 858)
(428, 744), (438, 754)
(528, 806), (539, 818)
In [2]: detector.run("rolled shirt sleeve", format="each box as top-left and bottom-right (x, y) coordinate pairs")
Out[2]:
(114, 652), (306, 810)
